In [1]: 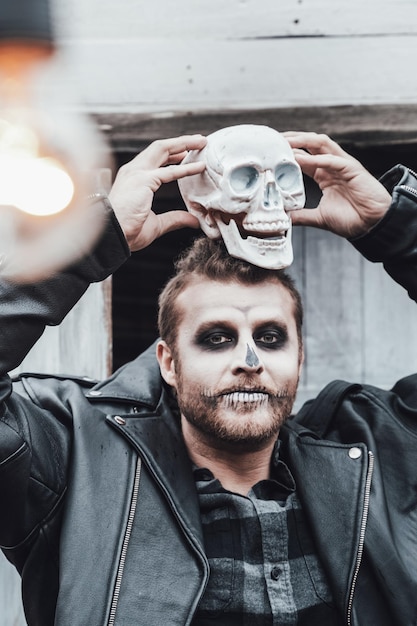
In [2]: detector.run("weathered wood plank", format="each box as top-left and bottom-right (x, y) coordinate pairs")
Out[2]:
(303, 231), (363, 391)
(289, 229), (417, 412)
(12, 280), (112, 380)
(363, 261), (417, 386)
(54, 0), (417, 39)
(59, 35), (417, 113)
(94, 104), (417, 156)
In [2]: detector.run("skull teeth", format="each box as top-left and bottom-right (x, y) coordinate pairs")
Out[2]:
(244, 220), (290, 233)
(247, 235), (287, 249)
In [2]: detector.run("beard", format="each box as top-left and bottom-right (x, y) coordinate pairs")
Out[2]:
(175, 375), (298, 452)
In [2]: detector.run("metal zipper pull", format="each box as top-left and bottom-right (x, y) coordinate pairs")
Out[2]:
(346, 450), (374, 626)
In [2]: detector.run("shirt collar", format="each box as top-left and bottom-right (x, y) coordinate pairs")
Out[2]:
(193, 438), (296, 494)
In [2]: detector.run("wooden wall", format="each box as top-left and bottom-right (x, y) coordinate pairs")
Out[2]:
(290, 224), (417, 407)
(50, 0), (417, 113)
(2, 0), (417, 623)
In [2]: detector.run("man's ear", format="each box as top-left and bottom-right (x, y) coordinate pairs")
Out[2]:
(156, 340), (177, 388)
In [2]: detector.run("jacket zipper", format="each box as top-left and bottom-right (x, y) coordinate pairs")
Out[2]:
(407, 166), (417, 180)
(108, 417), (209, 625)
(107, 457), (142, 626)
(346, 451), (374, 626)
(399, 167), (417, 197)
(400, 184), (417, 198)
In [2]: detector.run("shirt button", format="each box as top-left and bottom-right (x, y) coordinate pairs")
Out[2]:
(270, 566), (282, 581)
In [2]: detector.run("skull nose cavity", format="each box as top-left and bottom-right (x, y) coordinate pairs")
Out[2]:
(264, 182), (281, 209)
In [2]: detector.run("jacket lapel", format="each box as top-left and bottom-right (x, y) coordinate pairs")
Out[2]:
(280, 424), (369, 618)
(111, 396), (206, 555)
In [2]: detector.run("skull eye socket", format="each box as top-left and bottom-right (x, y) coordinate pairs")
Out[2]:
(230, 166), (259, 193)
(275, 162), (301, 191)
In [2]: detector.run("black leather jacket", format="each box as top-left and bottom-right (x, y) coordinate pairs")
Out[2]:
(1, 167), (417, 626)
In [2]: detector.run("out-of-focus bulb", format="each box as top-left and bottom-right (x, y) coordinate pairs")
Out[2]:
(0, 43), (112, 282)
(0, 152), (74, 216)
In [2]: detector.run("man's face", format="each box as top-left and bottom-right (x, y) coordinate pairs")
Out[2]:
(158, 277), (303, 452)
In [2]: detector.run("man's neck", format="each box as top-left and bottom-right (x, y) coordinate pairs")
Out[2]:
(181, 418), (277, 496)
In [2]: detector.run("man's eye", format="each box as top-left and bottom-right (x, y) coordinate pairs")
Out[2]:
(260, 334), (277, 344)
(204, 334), (233, 347)
(255, 331), (286, 347)
(208, 334), (231, 345)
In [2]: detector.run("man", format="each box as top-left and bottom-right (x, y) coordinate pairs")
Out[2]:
(0, 132), (416, 625)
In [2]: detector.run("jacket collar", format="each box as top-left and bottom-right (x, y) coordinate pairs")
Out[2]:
(280, 422), (369, 617)
(112, 397), (206, 556)
(88, 341), (163, 407)
(94, 342), (206, 555)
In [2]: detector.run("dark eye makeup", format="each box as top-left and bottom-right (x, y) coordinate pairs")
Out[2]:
(195, 324), (288, 351)
(195, 327), (235, 350)
(254, 327), (288, 349)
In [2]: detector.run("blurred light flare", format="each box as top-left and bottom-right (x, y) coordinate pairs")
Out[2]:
(0, 41), (111, 281)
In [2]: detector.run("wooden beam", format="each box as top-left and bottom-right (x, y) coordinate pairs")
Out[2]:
(94, 104), (417, 154)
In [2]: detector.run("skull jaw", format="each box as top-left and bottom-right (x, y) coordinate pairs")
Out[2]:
(194, 210), (222, 239)
(216, 217), (294, 270)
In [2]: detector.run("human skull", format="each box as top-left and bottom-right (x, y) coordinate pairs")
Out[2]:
(178, 124), (305, 269)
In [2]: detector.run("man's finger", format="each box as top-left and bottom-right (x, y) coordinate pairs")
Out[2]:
(285, 132), (348, 158)
(157, 161), (206, 185)
(165, 151), (189, 165)
(293, 152), (352, 180)
(136, 135), (207, 169)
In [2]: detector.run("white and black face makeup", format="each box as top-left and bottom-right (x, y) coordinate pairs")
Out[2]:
(178, 124), (305, 269)
(157, 278), (303, 452)
(245, 343), (260, 368)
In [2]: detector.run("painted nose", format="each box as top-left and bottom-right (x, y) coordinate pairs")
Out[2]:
(232, 343), (264, 374)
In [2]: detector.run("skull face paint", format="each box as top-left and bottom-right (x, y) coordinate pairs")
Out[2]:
(245, 344), (260, 368)
(178, 124), (305, 269)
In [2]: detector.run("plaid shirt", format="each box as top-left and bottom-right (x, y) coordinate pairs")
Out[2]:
(192, 444), (342, 626)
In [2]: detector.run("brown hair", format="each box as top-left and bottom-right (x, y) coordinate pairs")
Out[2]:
(158, 237), (303, 351)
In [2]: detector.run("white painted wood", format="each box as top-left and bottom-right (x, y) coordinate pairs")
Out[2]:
(46, 0), (417, 113)
(298, 231), (362, 405)
(53, 0), (417, 39)
(290, 228), (417, 411)
(363, 260), (417, 387)
(305, 233), (363, 382)
(54, 35), (417, 113)
(12, 280), (112, 379)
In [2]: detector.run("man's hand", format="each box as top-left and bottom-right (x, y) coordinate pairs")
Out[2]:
(285, 132), (392, 238)
(108, 135), (207, 251)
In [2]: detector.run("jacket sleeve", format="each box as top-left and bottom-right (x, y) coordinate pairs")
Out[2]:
(0, 198), (130, 552)
(351, 164), (417, 302)
(0, 197), (130, 381)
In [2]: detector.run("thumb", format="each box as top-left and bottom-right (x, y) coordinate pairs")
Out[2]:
(157, 210), (200, 236)
(290, 208), (325, 229)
